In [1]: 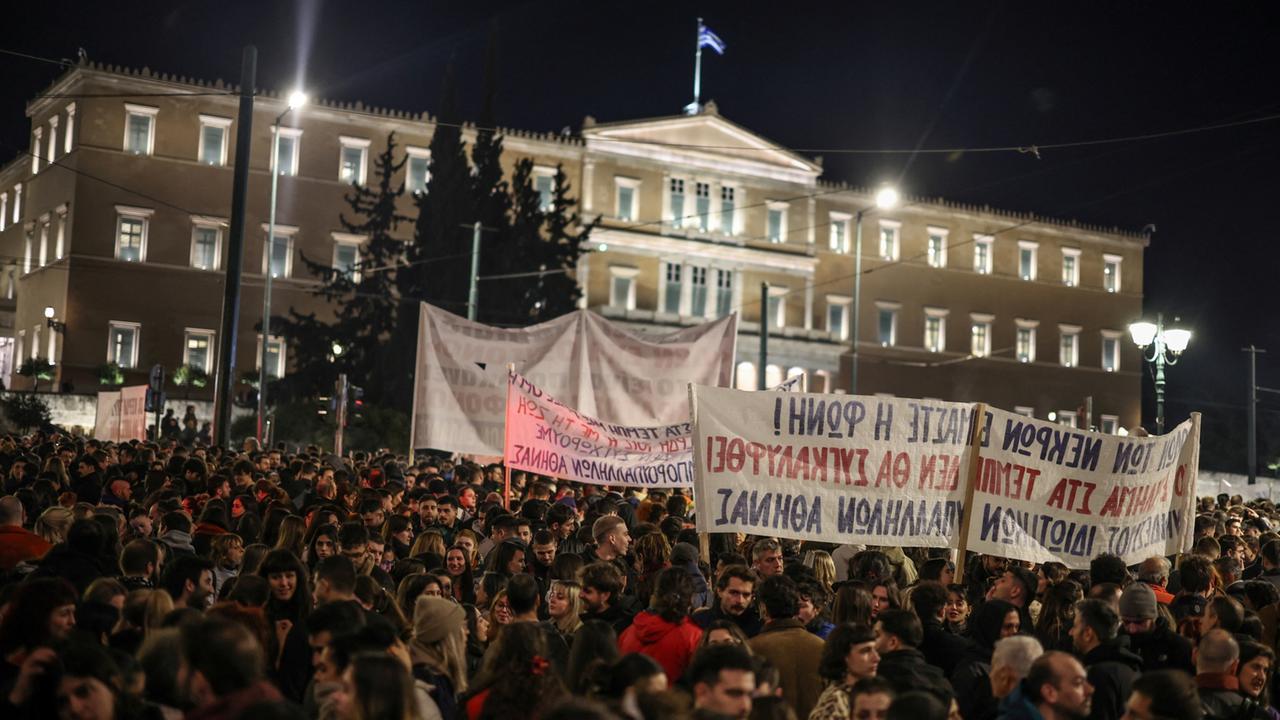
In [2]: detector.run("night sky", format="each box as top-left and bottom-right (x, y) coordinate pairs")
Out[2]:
(4, 1), (1279, 470)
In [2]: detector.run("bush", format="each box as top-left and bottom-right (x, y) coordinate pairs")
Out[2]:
(2, 394), (52, 432)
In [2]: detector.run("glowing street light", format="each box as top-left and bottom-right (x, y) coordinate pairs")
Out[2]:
(851, 185), (899, 393)
(1128, 313), (1191, 434)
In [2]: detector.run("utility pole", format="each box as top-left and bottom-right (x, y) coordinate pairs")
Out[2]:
(467, 221), (481, 321)
(1244, 346), (1267, 484)
(213, 46), (256, 447)
(758, 283), (769, 390)
(1083, 395), (1093, 432)
(334, 373), (348, 456)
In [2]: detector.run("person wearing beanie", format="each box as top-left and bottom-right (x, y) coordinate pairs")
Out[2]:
(1121, 581), (1194, 674)
(409, 594), (467, 720)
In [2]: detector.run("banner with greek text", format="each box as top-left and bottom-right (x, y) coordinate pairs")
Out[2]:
(93, 391), (121, 441)
(413, 304), (738, 456)
(965, 407), (1199, 569)
(93, 386), (148, 442)
(506, 371), (804, 488)
(691, 385), (974, 546)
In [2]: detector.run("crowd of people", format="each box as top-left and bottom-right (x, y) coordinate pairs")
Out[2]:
(0, 432), (1277, 720)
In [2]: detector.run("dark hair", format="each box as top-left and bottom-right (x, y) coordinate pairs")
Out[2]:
(486, 539), (527, 577)
(180, 617), (266, 696)
(715, 564), (755, 591)
(257, 549), (312, 621)
(1036, 580), (1083, 648)
(688, 643), (755, 688)
(888, 691), (948, 720)
(348, 651), (417, 720)
(227, 575), (271, 607)
(849, 550), (893, 583)
(598, 653), (665, 699)
(757, 574), (800, 620)
(472, 622), (568, 719)
(1209, 596), (1245, 633)
(1089, 553), (1129, 588)
(911, 581), (949, 623)
(819, 623), (876, 681)
(314, 555), (357, 596)
(162, 511), (192, 535)
(580, 562), (624, 597)
(306, 599), (367, 638)
(161, 555), (215, 602)
(566, 620), (621, 695)
(1130, 669), (1204, 720)
(506, 573), (541, 616)
(877, 608), (923, 647)
(1180, 555), (1213, 594)
(918, 558), (952, 583)
(851, 676), (897, 705)
(833, 582), (873, 626)
(1075, 599), (1119, 643)
(651, 566), (695, 623)
(120, 539), (160, 576)
(0, 578), (78, 655)
(337, 521), (370, 549)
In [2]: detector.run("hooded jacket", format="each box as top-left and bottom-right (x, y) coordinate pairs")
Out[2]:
(1082, 638), (1143, 720)
(618, 609), (703, 682)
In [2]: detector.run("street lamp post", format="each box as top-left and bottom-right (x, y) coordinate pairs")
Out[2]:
(850, 186), (899, 394)
(1128, 312), (1191, 434)
(258, 90), (307, 442)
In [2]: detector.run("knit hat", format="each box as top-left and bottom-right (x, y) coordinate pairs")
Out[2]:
(412, 595), (464, 644)
(1119, 582), (1158, 620)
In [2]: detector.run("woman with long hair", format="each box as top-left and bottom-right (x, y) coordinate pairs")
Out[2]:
(445, 545), (476, 604)
(547, 580), (584, 643)
(337, 651), (420, 720)
(484, 539), (526, 578)
(411, 595), (468, 720)
(487, 589), (513, 628)
(565, 620), (620, 696)
(803, 550), (838, 597)
(1238, 641), (1279, 719)
(410, 529), (447, 561)
(383, 514), (415, 561)
(462, 603), (489, 680)
(34, 505), (74, 545)
(1034, 580), (1083, 652)
(698, 620), (752, 650)
(631, 533), (671, 607)
(831, 582), (873, 627)
(466, 621), (568, 720)
(945, 584), (971, 635)
(617, 566), (702, 682)
(258, 503), (291, 547)
(273, 515), (308, 559)
(455, 530), (480, 570)
(257, 548), (313, 701)
(305, 523), (339, 569)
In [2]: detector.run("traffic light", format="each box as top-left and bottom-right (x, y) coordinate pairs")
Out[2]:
(347, 385), (365, 427)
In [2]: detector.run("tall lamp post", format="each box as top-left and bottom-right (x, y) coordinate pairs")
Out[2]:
(850, 185), (899, 394)
(1128, 313), (1191, 434)
(258, 89), (308, 442)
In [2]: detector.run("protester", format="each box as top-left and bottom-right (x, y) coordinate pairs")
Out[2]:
(748, 574), (825, 719)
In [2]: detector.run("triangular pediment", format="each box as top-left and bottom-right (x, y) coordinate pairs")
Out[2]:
(583, 109), (822, 184)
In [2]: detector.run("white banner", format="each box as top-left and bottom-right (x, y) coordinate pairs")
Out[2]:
(966, 407), (1200, 569)
(506, 371), (804, 489)
(691, 385), (974, 546)
(412, 304), (738, 456)
(93, 386), (148, 442)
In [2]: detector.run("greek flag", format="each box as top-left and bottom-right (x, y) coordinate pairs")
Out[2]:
(698, 24), (726, 55)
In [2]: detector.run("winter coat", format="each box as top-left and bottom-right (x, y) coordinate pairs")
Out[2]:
(691, 601), (764, 637)
(0, 525), (51, 570)
(1196, 673), (1270, 720)
(27, 544), (114, 593)
(921, 617), (972, 678)
(749, 618), (826, 720)
(1125, 616), (1193, 674)
(998, 682), (1045, 720)
(1082, 639), (1143, 720)
(808, 683), (852, 720)
(952, 599), (1017, 720)
(877, 647), (953, 700)
(186, 681), (283, 720)
(618, 610), (703, 682)
(581, 601), (636, 636)
(157, 529), (196, 560)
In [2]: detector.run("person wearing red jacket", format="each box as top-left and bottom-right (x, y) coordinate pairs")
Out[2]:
(0, 496), (50, 571)
(618, 566), (704, 683)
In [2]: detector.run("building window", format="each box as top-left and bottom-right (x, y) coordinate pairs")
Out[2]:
(615, 177), (639, 221)
(1018, 241), (1038, 281)
(1062, 248), (1081, 287)
(1059, 325), (1080, 367)
(534, 168), (556, 212)
(695, 182), (711, 231)
(64, 103), (75, 154)
(735, 361), (757, 391)
(1057, 411), (1078, 428)
(191, 222), (222, 270)
(1101, 331), (1121, 372)
(927, 227), (948, 268)
(827, 296), (850, 340)
(970, 314), (993, 357)
(974, 234), (993, 274)
(54, 206), (67, 260)
(31, 127), (42, 173)
(830, 213), (851, 253)
(47, 117), (58, 163)
(878, 220), (900, 260)
(767, 202), (788, 243)
(609, 266), (638, 310)
(263, 229), (295, 278)
(1016, 321), (1038, 363)
(406, 147), (431, 195)
(669, 178), (686, 228)
(924, 308), (949, 352)
(123, 104), (157, 155)
(183, 329), (215, 373)
(1100, 415), (1119, 434)
(339, 136), (370, 185)
(720, 186), (736, 235)
(257, 335), (286, 379)
(688, 266), (708, 316)
(1015, 406), (1035, 418)
(115, 206), (153, 262)
(198, 115), (231, 166)
(715, 269), (734, 317)
(767, 286), (787, 328)
(876, 303), (899, 346)
(1103, 254), (1122, 293)
(332, 234), (363, 282)
(662, 263), (682, 314)
(108, 321), (140, 368)
(273, 127), (302, 176)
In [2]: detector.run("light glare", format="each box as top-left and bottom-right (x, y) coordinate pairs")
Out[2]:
(874, 186), (899, 210)
(287, 90), (309, 110)
(1162, 328), (1192, 354)
(1128, 321), (1157, 348)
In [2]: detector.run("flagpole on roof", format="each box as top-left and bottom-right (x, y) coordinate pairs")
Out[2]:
(685, 17), (703, 115)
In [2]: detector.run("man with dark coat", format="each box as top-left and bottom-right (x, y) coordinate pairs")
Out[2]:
(1120, 582), (1194, 674)
(1194, 629), (1269, 720)
(874, 608), (953, 700)
(1070, 599), (1143, 720)
(748, 574), (825, 720)
(912, 580), (972, 677)
(692, 564), (763, 637)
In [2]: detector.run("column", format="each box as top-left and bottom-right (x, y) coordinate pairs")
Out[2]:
(803, 279), (814, 330)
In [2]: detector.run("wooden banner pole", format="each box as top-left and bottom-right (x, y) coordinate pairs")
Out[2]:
(503, 363), (515, 511)
(953, 402), (988, 585)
